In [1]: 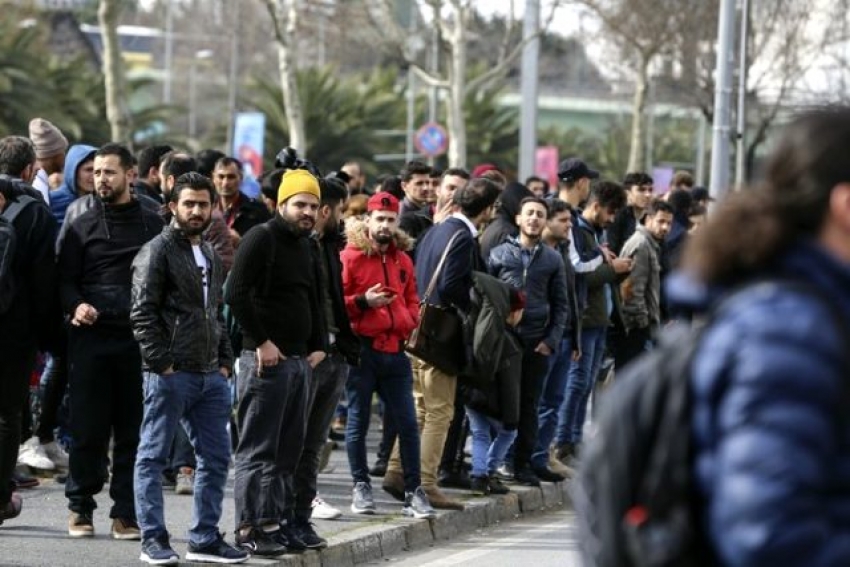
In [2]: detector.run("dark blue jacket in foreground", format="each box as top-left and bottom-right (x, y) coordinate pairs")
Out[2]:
(668, 240), (850, 567)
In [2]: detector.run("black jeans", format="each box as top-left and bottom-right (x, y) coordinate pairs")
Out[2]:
(439, 387), (468, 474)
(65, 327), (142, 519)
(36, 353), (68, 443)
(288, 352), (348, 521)
(512, 348), (550, 470)
(234, 352), (309, 529)
(0, 346), (36, 505)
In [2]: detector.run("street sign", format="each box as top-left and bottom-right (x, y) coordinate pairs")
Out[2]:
(413, 122), (449, 158)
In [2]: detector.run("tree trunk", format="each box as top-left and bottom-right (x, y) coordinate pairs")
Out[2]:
(627, 55), (650, 172)
(275, 0), (306, 152)
(98, 0), (129, 143)
(446, 10), (468, 168)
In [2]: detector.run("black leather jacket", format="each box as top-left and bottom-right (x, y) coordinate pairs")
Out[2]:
(130, 225), (233, 374)
(488, 236), (569, 350)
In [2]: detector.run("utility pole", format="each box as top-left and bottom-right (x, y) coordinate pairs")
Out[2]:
(225, 5), (240, 154)
(518, 0), (540, 181)
(708, 0), (738, 200)
(734, 0), (751, 189)
(163, 1), (174, 104)
(427, 25), (440, 167)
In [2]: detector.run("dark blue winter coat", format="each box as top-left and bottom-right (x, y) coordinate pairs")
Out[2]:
(668, 240), (850, 567)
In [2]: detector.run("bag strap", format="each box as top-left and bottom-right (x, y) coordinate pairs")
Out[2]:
(2, 194), (37, 223)
(421, 229), (464, 304)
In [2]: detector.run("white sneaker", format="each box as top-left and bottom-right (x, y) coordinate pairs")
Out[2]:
(18, 437), (55, 470)
(42, 441), (69, 468)
(311, 496), (342, 520)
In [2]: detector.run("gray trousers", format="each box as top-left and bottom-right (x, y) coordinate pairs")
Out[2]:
(286, 351), (348, 521)
(233, 351), (309, 529)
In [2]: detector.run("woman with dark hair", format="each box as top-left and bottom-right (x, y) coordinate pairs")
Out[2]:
(669, 107), (850, 567)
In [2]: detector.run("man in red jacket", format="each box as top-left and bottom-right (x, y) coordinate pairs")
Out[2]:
(340, 192), (435, 519)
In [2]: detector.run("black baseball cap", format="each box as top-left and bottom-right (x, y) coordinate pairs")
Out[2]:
(557, 157), (599, 182)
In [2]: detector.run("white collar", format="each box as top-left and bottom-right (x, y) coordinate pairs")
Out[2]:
(451, 212), (478, 238)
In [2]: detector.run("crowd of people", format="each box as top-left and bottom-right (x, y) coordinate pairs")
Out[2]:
(2, 106), (848, 567)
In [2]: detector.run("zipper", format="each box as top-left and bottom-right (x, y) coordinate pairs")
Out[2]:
(522, 244), (541, 286)
(381, 253), (395, 331)
(169, 315), (180, 351)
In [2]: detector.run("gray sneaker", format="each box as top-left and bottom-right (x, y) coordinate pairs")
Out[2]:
(402, 486), (436, 519)
(175, 467), (194, 496)
(350, 482), (376, 515)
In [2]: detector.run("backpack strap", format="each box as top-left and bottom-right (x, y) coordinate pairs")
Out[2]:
(421, 229), (463, 305)
(2, 194), (37, 224)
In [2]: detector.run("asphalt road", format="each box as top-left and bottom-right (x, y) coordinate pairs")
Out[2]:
(374, 509), (580, 567)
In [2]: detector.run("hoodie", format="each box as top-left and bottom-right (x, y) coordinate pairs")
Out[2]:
(340, 218), (420, 353)
(49, 144), (96, 228)
(480, 181), (533, 260)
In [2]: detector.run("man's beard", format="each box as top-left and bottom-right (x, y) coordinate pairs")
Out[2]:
(176, 215), (212, 237)
(372, 232), (393, 245)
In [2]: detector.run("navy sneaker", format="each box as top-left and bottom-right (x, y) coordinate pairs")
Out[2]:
(140, 535), (179, 566)
(186, 532), (249, 564)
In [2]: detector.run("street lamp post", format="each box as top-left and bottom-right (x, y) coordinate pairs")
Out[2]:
(708, 0), (738, 201)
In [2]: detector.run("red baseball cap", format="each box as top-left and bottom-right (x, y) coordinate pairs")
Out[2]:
(367, 192), (400, 214)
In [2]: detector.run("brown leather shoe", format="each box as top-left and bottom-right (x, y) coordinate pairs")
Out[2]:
(381, 470), (405, 502)
(423, 486), (464, 511)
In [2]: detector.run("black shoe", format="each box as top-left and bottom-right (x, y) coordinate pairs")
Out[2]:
(470, 475), (489, 496)
(274, 523), (307, 552)
(161, 471), (176, 490)
(493, 464), (514, 482)
(487, 475), (510, 495)
(532, 466), (566, 483)
(290, 519), (327, 550)
(187, 533), (249, 564)
(369, 459), (387, 477)
(438, 468), (472, 490)
(235, 527), (287, 557)
(513, 467), (541, 487)
(328, 429), (345, 442)
(12, 470), (39, 489)
(140, 534), (179, 565)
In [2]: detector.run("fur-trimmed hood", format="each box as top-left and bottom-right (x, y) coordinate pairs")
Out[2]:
(343, 217), (414, 255)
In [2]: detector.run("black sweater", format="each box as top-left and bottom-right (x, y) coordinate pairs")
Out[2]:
(59, 198), (163, 331)
(224, 215), (324, 355)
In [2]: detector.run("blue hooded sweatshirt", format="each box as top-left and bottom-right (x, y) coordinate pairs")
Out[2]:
(50, 144), (96, 228)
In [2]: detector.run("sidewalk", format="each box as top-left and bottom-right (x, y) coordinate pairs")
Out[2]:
(0, 433), (571, 567)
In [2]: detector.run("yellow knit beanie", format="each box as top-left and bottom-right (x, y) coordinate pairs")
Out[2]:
(277, 169), (321, 204)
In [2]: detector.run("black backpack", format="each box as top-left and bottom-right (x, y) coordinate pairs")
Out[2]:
(573, 281), (846, 567)
(0, 195), (37, 314)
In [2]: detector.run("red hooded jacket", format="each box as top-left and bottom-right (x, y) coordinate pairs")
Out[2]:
(341, 219), (419, 353)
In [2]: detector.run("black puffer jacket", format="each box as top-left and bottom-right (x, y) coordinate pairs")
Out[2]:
(488, 237), (568, 350)
(479, 182), (533, 260)
(130, 225), (233, 374)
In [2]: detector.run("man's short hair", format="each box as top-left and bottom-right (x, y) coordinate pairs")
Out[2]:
(518, 196), (550, 218)
(645, 198), (674, 217)
(622, 171), (654, 187)
(379, 175), (405, 200)
(548, 198), (573, 217)
(0, 136), (36, 177)
(442, 167), (470, 181)
(196, 149), (226, 178)
(319, 177), (348, 208)
(671, 170), (694, 189)
(137, 145), (173, 178)
(213, 156), (243, 175)
(586, 180), (627, 212)
(429, 168), (442, 179)
(260, 168), (286, 202)
(170, 172), (217, 204)
(161, 151), (197, 179)
(453, 177), (500, 219)
(400, 160), (431, 182)
(96, 143), (134, 170)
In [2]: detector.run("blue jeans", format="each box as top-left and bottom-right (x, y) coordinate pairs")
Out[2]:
(345, 346), (421, 492)
(465, 406), (517, 477)
(531, 338), (574, 469)
(557, 327), (607, 446)
(135, 370), (231, 546)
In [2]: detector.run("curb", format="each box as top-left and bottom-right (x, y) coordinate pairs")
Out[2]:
(216, 482), (571, 567)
